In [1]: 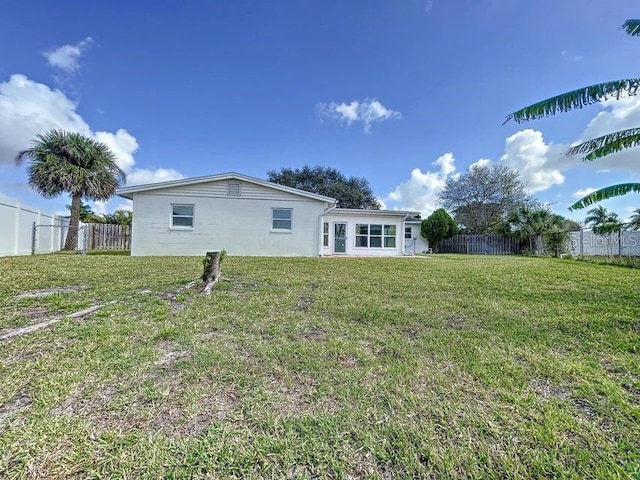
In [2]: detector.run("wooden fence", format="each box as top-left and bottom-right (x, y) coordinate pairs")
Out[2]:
(439, 234), (522, 255)
(86, 223), (131, 250)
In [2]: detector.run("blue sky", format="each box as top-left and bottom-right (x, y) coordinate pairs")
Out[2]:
(1, 0), (639, 222)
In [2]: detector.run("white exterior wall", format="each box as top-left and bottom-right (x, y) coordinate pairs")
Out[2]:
(130, 179), (331, 256)
(320, 212), (407, 256)
(403, 223), (430, 255)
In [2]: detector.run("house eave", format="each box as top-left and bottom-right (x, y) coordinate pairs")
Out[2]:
(325, 208), (420, 218)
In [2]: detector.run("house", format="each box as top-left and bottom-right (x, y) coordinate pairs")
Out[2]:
(116, 172), (429, 256)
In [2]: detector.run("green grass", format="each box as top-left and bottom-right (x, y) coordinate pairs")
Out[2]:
(0, 254), (638, 479)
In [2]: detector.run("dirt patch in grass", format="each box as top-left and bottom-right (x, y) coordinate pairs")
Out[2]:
(0, 390), (32, 429)
(444, 313), (469, 329)
(51, 366), (239, 439)
(14, 285), (87, 300)
(0, 306), (55, 336)
(296, 295), (314, 313)
(529, 378), (571, 401)
(18, 305), (51, 321)
(148, 382), (238, 438)
(300, 325), (326, 342)
(264, 374), (322, 417)
(296, 282), (318, 313)
(155, 340), (193, 366)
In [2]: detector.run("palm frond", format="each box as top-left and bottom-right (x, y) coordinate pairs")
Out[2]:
(569, 183), (640, 210)
(504, 79), (640, 124)
(621, 19), (640, 36)
(566, 128), (640, 160)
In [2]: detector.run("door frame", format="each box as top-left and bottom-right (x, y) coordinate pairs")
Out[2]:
(333, 222), (347, 254)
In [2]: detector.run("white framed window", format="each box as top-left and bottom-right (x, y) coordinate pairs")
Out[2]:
(405, 227), (412, 239)
(171, 204), (194, 228)
(272, 208), (292, 230)
(384, 225), (397, 248)
(228, 182), (241, 196)
(355, 223), (396, 248)
(323, 222), (329, 247)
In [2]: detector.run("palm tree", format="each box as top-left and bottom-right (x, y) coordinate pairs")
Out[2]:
(628, 208), (640, 230)
(104, 209), (133, 226)
(503, 206), (560, 252)
(505, 19), (640, 210)
(16, 130), (125, 250)
(584, 206), (620, 234)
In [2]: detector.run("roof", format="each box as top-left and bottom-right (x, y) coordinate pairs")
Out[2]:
(116, 172), (337, 203)
(325, 208), (421, 219)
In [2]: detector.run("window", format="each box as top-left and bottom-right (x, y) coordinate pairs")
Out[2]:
(384, 225), (396, 248)
(356, 224), (369, 247)
(228, 182), (241, 196)
(370, 224), (382, 248)
(323, 222), (329, 247)
(355, 223), (397, 248)
(405, 227), (412, 239)
(272, 208), (292, 230)
(171, 204), (194, 228)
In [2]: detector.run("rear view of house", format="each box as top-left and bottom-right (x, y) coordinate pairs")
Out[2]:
(117, 172), (428, 256)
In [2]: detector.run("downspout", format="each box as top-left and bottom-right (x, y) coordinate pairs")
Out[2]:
(319, 203), (338, 256)
(402, 217), (407, 255)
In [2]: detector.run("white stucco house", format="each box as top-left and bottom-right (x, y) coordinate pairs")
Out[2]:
(117, 172), (429, 257)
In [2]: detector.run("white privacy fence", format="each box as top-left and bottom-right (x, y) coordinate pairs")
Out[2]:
(568, 230), (640, 257)
(0, 200), (69, 256)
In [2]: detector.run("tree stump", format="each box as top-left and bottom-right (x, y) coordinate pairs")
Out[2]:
(201, 251), (222, 294)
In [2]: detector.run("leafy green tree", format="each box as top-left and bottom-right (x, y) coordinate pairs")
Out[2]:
(66, 201), (105, 223)
(16, 130), (125, 250)
(267, 165), (380, 209)
(505, 19), (640, 210)
(560, 217), (582, 232)
(440, 164), (530, 233)
(103, 209), (133, 226)
(629, 208), (640, 230)
(544, 226), (571, 258)
(420, 208), (458, 252)
(585, 206), (621, 235)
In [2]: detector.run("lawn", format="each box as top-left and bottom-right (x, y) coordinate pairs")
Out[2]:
(0, 254), (638, 479)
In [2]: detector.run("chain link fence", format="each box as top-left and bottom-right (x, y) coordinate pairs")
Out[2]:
(32, 224), (88, 255)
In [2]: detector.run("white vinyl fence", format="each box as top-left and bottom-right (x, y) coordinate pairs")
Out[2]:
(0, 200), (69, 256)
(568, 230), (640, 257)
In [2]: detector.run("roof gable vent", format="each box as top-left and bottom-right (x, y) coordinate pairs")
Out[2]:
(228, 182), (241, 196)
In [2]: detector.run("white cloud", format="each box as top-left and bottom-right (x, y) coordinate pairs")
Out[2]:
(126, 168), (184, 186)
(115, 200), (133, 212)
(95, 129), (138, 173)
(425, 0), (434, 13)
(317, 98), (401, 133)
(469, 158), (491, 170)
(0, 74), (91, 164)
(577, 94), (640, 172)
(0, 73), (182, 187)
(384, 153), (457, 215)
(43, 37), (93, 73)
(496, 95), (640, 195)
(500, 129), (574, 192)
(572, 187), (597, 199)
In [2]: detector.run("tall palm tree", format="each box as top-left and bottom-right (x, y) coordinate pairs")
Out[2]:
(16, 130), (125, 250)
(584, 206), (620, 234)
(505, 19), (640, 210)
